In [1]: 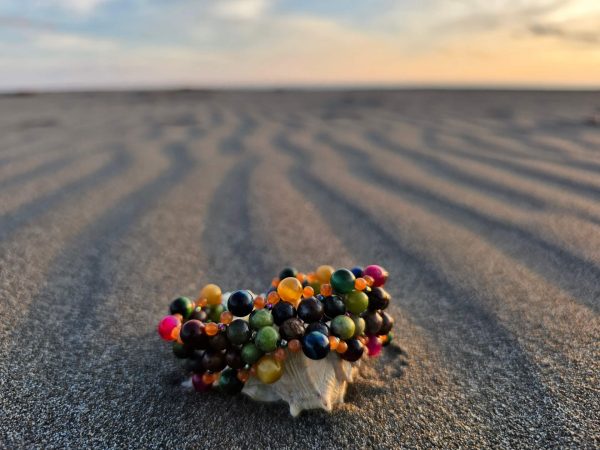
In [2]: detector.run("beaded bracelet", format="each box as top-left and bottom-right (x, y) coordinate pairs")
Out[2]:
(157, 265), (395, 402)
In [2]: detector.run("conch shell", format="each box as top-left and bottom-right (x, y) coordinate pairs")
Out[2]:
(242, 350), (358, 417)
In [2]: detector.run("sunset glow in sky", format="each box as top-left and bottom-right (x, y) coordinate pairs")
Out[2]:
(1, 0), (599, 90)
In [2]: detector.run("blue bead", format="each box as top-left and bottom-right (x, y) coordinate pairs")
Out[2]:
(351, 266), (364, 278)
(301, 331), (330, 360)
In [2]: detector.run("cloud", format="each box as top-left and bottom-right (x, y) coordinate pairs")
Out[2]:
(33, 31), (118, 52)
(212, 0), (273, 21)
(529, 22), (599, 43)
(46, 0), (111, 16)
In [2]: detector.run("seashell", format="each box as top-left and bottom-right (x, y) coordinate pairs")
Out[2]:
(242, 350), (359, 417)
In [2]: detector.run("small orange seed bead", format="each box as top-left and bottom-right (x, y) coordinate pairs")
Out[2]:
(336, 341), (348, 353)
(363, 275), (374, 287)
(329, 336), (339, 351)
(205, 322), (219, 336)
(271, 277), (280, 287)
(202, 372), (216, 385)
(171, 325), (181, 341)
(274, 348), (287, 361)
(196, 298), (208, 308)
(320, 283), (332, 297)
(303, 286), (314, 298)
(267, 291), (280, 305)
(288, 339), (301, 352)
(296, 272), (306, 282)
(220, 311), (233, 325)
(237, 370), (250, 383)
(254, 296), (266, 309)
(173, 313), (183, 322)
(249, 365), (257, 376)
(354, 277), (367, 291)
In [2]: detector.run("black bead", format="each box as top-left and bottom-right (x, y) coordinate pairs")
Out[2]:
(169, 297), (194, 319)
(227, 290), (255, 317)
(272, 301), (296, 326)
(306, 322), (329, 336)
(278, 267), (298, 280)
(340, 338), (364, 362)
(209, 331), (230, 351)
(280, 317), (305, 341)
(379, 311), (394, 335)
(227, 319), (251, 345)
(297, 297), (324, 323)
(225, 348), (245, 369)
(180, 320), (209, 350)
(201, 350), (227, 372)
(173, 342), (193, 359)
(189, 307), (208, 322)
(323, 295), (346, 319)
(363, 311), (383, 336)
(302, 331), (330, 360)
(219, 368), (244, 394)
(184, 350), (205, 372)
(367, 287), (390, 311)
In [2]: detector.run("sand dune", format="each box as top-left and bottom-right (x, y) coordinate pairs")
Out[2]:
(0, 90), (598, 449)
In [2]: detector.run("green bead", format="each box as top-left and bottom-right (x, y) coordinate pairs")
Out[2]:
(345, 290), (368, 315)
(255, 326), (280, 353)
(330, 269), (355, 294)
(241, 343), (263, 365)
(219, 368), (244, 394)
(208, 304), (224, 323)
(352, 316), (366, 337)
(249, 309), (274, 330)
(331, 315), (356, 340)
(169, 297), (194, 319)
(383, 331), (394, 347)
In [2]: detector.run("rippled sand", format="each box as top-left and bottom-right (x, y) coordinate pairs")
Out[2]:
(0, 90), (598, 448)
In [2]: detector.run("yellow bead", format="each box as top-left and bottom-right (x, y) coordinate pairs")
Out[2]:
(277, 277), (303, 303)
(200, 283), (222, 306)
(316, 265), (334, 283)
(256, 355), (284, 384)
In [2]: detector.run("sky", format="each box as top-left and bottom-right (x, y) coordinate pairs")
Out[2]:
(0, 0), (599, 90)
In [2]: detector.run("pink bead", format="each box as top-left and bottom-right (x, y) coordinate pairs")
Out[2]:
(367, 335), (383, 357)
(191, 373), (212, 392)
(363, 265), (388, 287)
(157, 315), (180, 341)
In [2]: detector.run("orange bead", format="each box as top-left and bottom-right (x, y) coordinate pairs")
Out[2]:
(202, 372), (216, 385)
(336, 341), (348, 353)
(320, 283), (333, 297)
(274, 348), (287, 361)
(354, 277), (367, 291)
(288, 339), (301, 352)
(380, 334), (388, 344)
(249, 365), (257, 376)
(220, 311), (233, 325)
(237, 369), (250, 383)
(170, 324), (181, 340)
(267, 291), (280, 305)
(271, 277), (280, 287)
(363, 275), (374, 287)
(196, 298), (208, 308)
(307, 273), (317, 283)
(205, 322), (219, 336)
(296, 272), (306, 282)
(173, 313), (183, 323)
(254, 296), (266, 309)
(303, 286), (314, 298)
(329, 336), (339, 351)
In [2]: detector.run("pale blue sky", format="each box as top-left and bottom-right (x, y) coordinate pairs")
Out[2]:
(0, 0), (598, 90)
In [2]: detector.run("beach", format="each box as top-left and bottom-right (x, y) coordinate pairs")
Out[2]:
(0, 90), (598, 448)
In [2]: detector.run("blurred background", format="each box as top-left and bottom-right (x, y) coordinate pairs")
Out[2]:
(1, 0), (599, 91)
(1, 1), (599, 449)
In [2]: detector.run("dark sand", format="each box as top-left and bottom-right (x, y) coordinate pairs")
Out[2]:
(0, 90), (599, 449)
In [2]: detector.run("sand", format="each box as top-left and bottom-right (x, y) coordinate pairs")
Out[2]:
(0, 90), (598, 449)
